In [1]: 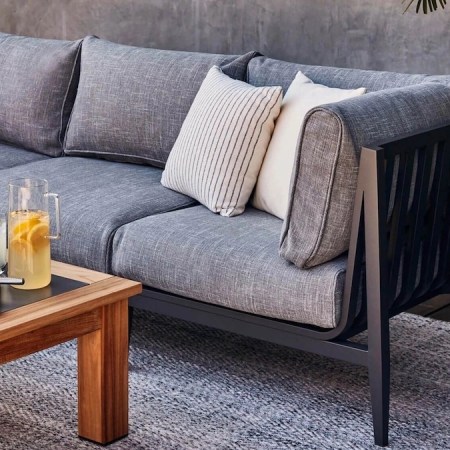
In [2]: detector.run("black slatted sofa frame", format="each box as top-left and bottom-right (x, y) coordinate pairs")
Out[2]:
(129, 124), (450, 447)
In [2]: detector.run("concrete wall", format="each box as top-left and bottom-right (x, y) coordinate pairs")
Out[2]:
(0, 0), (449, 74)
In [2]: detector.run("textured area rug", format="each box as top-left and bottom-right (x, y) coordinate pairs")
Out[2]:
(0, 310), (448, 450)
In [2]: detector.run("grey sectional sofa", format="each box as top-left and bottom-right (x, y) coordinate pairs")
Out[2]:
(1, 32), (449, 447)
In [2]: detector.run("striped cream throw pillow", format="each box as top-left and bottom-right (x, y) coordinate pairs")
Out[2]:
(161, 66), (282, 217)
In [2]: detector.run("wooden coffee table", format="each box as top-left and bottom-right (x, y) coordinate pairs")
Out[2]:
(0, 261), (142, 444)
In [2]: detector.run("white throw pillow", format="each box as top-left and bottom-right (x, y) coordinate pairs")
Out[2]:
(162, 66), (282, 217)
(252, 71), (366, 219)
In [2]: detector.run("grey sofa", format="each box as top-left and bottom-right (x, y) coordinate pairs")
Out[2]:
(1, 32), (449, 447)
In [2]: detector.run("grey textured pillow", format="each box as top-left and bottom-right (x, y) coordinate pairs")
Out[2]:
(0, 33), (82, 156)
(64, 36), (259, 167)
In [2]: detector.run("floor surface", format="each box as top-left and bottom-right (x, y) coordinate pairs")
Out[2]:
(408, 294), (450, 322)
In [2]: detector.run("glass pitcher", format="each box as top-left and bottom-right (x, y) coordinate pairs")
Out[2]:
(8, 179), (60, 290)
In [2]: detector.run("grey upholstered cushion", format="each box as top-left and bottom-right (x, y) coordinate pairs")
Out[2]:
(0, 158), (196, 272)
(424, 75), (450, 86)
(0, 143), (49, 169)
(112, 206), (347, 329)
(0, 33), (82, 156)
(281, 82), (450, 268)
(248, 57), (428, 94)
(65, 36), (258, 167)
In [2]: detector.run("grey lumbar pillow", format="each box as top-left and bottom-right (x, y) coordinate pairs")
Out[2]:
(162, 66), (283, 217)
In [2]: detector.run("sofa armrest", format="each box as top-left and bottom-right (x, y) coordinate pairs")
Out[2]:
(280, 82), (450, 269)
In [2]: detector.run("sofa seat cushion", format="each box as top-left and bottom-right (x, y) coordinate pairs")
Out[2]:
(112, 206), (347, 329)
(64, 36), (258, 167)
(0, 33), (81, 156)
(0, 143), (49, 169)
(0, 158), (196, 272)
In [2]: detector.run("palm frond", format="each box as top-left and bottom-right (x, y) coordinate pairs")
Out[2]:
(403, 0), (446, 13)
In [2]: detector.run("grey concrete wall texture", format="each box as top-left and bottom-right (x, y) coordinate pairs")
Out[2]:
(0, 0), (448, 74)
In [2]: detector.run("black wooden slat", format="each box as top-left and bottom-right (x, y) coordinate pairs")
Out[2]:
(396, 145), (434, 307)
(433, 176), (450, 289)
(350, 270), (368, 336)
(386, 151), (414, 303)
(385, 153), (397, 218)
(416, 141), (450, 295)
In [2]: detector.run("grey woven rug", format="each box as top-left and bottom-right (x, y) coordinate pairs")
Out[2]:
(0, 310), (448, 450)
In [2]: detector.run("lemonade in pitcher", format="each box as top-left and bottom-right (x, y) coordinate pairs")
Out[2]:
(8, 210), (51, 289)
(8, 178), (60, 290)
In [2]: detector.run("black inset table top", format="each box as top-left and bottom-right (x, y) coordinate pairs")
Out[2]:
(0, 275), (86, 314)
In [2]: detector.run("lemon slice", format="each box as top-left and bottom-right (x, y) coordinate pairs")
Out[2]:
(9, 237), (33, 255)
(27, 222), (49, 251)
(12, 216), (41, 238)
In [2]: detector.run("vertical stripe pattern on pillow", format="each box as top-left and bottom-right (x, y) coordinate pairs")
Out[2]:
(161, 66), (282, 217)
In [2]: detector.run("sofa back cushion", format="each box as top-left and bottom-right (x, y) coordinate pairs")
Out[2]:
(247, 56), (450, 269)
(248, 56), (428, 94)
(280, 83), (450, 269)
(64, 36), (258, 167)
(0, 33), (81, 156)
(424, 75), (450, 86)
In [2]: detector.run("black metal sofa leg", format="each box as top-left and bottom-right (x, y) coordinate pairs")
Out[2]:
(362, 145), (391, 446)
(368, 314), (390, 446)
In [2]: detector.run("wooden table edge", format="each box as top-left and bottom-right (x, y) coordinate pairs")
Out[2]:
(0, 273), (142, 342)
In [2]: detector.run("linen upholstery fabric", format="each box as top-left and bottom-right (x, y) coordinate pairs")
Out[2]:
(253, 71), (365, 219)
(112, 206), (347, 329)
(424, 75), (450, 86)
(281, 82), (450, 268)
(0, 143), (49, 169)
(0, 158), (196, 272)
(0, 33), (81, 156)
(64, 36), (259, 167)
(248, 56), (428, 93)
(162, 66), (282, 217)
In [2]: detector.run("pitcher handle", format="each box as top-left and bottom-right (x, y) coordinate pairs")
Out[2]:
(45, 192), (61, 240)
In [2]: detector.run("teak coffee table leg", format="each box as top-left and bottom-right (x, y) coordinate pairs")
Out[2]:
(77, 298), (129, 444)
